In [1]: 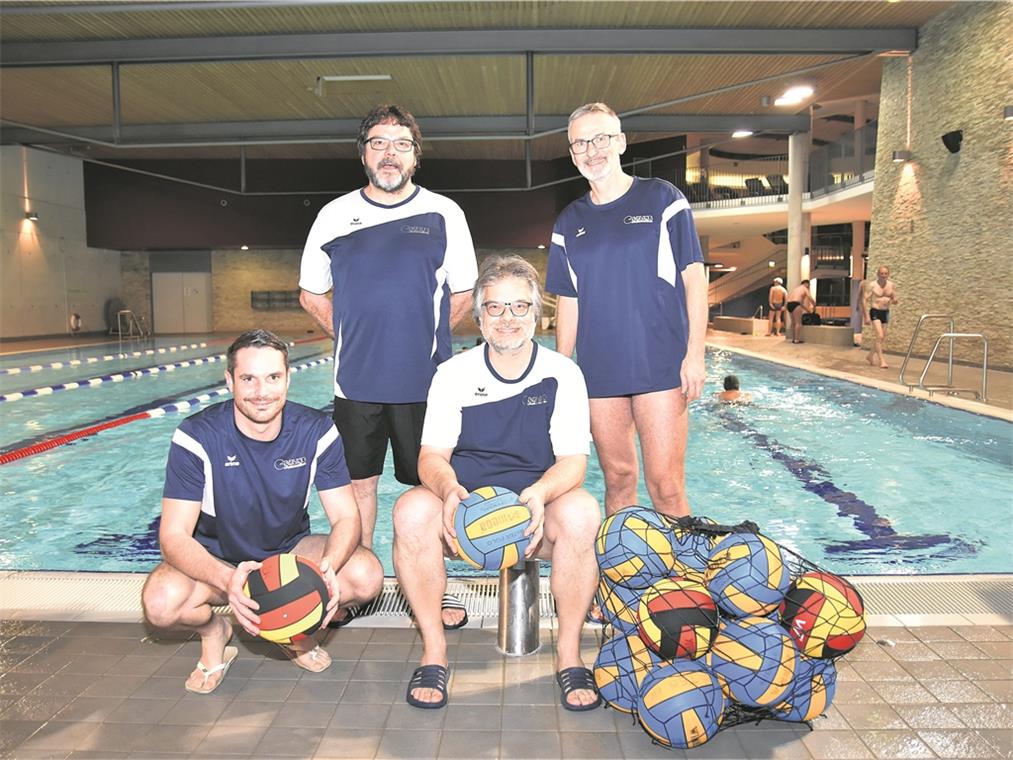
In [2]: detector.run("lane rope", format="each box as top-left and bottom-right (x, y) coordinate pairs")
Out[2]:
(0, 341), (208, 375)
(0, 354), (333, 466)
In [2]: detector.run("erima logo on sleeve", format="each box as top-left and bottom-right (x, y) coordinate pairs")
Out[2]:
(623, 215), (654, 224)
(576, 228), (587, 237)
(274, 456), (307, 471)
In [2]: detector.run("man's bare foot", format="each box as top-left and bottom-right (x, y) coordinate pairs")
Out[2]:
(185, 614), (234, 692)
(280, 638), (332, 672)
(880, 363), (889, 369)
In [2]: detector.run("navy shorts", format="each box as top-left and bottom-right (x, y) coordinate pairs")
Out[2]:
(332, 397), (425, 485)
(869, 308), (890, 324)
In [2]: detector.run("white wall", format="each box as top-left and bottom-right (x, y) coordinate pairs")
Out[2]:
(0, 146), (120, 338)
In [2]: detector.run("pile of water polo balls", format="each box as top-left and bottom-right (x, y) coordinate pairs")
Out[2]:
(593, 506), (866, 750)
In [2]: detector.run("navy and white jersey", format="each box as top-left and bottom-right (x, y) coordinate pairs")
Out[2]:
(422, 342), (590, 495)
(162, 401), (350, 564)
(545, 178), (704, 398)
(299, 185), (478, 403)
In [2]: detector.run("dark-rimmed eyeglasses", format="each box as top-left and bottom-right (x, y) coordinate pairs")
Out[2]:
(568, 133), (620, 154)
(364, 137), (416, 153)
(482, 300), (532, 318)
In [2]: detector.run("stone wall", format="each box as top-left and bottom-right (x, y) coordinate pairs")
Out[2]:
(119, 252), (152, 330)
(869, 1), (1012, 367)
(211, 249), (317, 336)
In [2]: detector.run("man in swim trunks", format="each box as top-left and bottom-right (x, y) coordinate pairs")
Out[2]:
(142, 330), (383, 694)
(863, 265), (899, 368)
(786, 279), (817, 344)
(299, 105), (478, 627)
(393, 256), (600, 711)
(768, 277), (788, 336)
(546, 102), (707, 519)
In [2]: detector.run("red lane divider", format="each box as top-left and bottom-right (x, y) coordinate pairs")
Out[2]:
(0, 412), (150, 465)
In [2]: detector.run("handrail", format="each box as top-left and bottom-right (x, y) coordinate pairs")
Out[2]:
(753, 305), (764, 319)
(899, 314), (954, 388)
(917, 333), (989, 400)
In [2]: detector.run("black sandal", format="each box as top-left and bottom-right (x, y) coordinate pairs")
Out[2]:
(406, 664), (450, 709)
(441, 593), (469, 630)
(556, 666), (602, 712)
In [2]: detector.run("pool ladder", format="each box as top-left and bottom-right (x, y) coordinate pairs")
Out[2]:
(899, 314), (988, 400)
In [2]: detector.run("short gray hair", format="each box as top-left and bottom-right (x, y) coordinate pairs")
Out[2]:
(567, 102), (621, 128)
(472, 255), (542, 324)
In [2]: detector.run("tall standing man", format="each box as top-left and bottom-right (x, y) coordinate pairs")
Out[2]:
(545, 103), (707, 518)
(300, 106), (479, 625)
(142, 330), (383, 693)
(863, 265), (899, 368)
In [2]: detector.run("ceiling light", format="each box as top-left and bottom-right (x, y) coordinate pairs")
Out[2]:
(315, 74), (391, 96)
(537, 244), (545, 249)
(768, 260), (776, 268)
(775, 85), (814, 106)
(25, 210), (38, 221)
(892, 150), (912, 163)
(240, 245), (249, 250)
(731, 130), (753, 139)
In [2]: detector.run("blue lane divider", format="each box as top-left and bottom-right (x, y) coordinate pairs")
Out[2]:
(0, 341), (209, 375)
(714, 406), (978, 559)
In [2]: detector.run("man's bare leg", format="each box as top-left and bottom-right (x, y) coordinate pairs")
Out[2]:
(142, 563), (233, 692)
(589, 396), (638, 516)
(351, 475), (380, 549)
(393, 487), (450, 705)
(633, 388), (690, 518)
(539, 489), (601, 708)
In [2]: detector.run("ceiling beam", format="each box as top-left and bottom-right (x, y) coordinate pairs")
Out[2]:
(0, 113), (812, 148)
(0, 28), (917, 67)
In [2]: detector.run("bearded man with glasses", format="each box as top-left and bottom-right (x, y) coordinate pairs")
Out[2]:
(546, 102), (708, 520)
(300, 105), (478, 628)
(392, 255), (601, 711)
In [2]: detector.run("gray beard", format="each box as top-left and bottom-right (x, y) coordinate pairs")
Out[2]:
(365, 163), (411, 194)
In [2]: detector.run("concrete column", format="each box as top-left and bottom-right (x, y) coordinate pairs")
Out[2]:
(787, 132), (810, 289)
(850, 220), (866, 281)
(854, 99), (866, 175)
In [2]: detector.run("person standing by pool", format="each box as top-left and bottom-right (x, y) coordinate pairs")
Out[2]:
(768, 277), (788, 336)
(863, 265), (899, 368)
(299, 105), (478, 627)
(545, 102), (707, 519)
(142, 329), (383, 694)
(392, 255), (601, 711)
(786, 279), (817, 344)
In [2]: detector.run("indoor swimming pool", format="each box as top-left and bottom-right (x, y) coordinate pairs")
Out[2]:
(0, 335), (1009, 576)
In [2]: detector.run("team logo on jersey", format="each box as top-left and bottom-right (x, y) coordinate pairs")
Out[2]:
(225, 455), (240, 468)
(274, 456), (307, 471)
(576, 228), (587, 237)
(401, 224), (431, 235)
(350, 217), (362, 226)
(623, 215), (654, 224)
(475, 387), (488, 397)
(524, 394), (548, 406)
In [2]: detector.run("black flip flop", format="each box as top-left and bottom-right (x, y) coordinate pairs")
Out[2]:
(406, 664), (450, 709)
(441, 593), (469, 630)
(327, 603), (365, 629)
(556, 666), (602, 712)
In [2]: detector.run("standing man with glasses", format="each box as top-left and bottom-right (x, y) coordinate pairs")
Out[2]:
(546, 102), (707, 519)
(300, 105), (478, 627)
(393, 255), (600, 711)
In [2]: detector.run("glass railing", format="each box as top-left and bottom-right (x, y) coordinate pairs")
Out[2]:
(809, 121), (878, 197)
(681, 155), (788, 206)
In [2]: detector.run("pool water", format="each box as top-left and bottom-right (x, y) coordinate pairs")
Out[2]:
(0, 337), (1010, 576)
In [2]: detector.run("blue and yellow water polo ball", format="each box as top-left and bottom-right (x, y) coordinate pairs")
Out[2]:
(598, 577), (642, 635)
(636, 660), (726, 749)
(771, 656), (838, 722)
(706, 615), (798, 707)
(453, 486), (531, 570)
(636, 577), (718, 660)
(671, 520), (719, 572)
(593, 633), (663, 713)
(595, 506), (676, 588)
(778, 571), (866, 658)
(705, 532), (790, 617)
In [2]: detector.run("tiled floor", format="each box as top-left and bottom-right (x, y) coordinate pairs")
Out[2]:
(1, 619), (1010, 759)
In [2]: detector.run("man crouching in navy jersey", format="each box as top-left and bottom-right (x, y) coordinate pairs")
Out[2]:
(393, 256), (602, 711)
(142, 329), (383, 694)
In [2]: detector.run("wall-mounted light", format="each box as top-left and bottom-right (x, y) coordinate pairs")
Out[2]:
(537, 244), (545, 250)
(768, 260), (776, 268)
(891, 150), (912, 163)
(240, 245), (249, 250)
(1005, 105), (1013, 121)
(25, 210), (39, 221)
(731, 130), (753, 139)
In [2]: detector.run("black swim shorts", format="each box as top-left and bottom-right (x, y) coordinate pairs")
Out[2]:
(331, 397), (426, 485)
(869, 308), (890, 324)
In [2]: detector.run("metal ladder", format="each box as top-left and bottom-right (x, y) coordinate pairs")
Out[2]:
(111, 309), (149, 338)
(899, 314), (988, 400)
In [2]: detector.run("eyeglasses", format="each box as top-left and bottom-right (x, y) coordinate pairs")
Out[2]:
(364, 137), (416, 153)
(568, 133), (620, 154)
(482, 300), (532, 318)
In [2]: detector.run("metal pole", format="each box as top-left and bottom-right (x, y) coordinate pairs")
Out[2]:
(497, 560), (540, 656)
(111, 62), (122, 144)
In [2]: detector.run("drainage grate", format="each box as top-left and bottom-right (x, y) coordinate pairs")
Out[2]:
(1, 571), (1009, 623)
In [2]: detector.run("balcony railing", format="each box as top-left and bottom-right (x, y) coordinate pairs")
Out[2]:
(809, 121), (878, 197)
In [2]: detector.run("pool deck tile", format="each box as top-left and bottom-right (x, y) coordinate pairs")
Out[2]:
(1, 618), (1010, 760)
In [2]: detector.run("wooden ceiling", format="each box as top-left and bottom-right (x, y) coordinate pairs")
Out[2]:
(0, 1), (952, 163)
